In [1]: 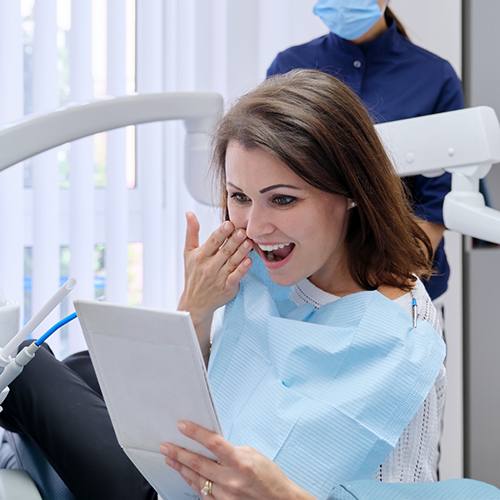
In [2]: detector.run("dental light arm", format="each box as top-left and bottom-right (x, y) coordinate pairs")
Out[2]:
(1, 94), (500, 238)
(3, 92), (499, 239)
(0, 92), (223, 205)
(375, 106), (500, 244)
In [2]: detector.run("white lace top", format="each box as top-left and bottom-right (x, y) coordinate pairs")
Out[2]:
(290, 277), (446, 483)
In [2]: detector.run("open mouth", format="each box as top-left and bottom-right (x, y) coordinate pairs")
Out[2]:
(258, 243), (295, 262)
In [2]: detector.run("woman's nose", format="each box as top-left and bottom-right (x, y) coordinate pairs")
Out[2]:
(245, 207), (274, 240)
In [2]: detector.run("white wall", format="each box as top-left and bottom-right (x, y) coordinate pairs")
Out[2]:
(390, 0), (462, 76)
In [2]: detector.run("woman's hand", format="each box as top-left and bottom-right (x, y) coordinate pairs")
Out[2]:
(177, 212), (253, 350)
(159, 421), (314, 500)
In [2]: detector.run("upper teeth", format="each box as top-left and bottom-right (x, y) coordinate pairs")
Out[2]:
(258, 243), (291, 252)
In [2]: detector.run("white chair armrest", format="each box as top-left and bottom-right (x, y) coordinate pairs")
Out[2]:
(0, 469), (42, 500)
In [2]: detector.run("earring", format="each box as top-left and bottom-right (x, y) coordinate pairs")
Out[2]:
(349, 200), (357, 208)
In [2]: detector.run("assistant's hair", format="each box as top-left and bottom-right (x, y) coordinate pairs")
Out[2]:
(211, 69), (432, 291)
(386, 6), (409, 39)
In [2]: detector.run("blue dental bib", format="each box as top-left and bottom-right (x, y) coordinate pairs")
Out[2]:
(208, 257), (445, 500)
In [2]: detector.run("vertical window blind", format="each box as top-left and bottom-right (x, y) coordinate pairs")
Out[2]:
(0, 0), (323, 358)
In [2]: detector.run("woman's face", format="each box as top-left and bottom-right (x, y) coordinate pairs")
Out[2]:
(225, 141), (352, 290)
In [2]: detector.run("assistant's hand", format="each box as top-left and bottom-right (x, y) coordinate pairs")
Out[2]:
(177, 212), (252, 348)
(160, 421), (315, 500)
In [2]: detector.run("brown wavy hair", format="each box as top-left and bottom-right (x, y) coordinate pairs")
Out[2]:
(386, 7), (409, 39)
(211, 69), (432, 291)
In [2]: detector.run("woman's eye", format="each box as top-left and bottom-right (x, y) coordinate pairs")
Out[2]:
(272, 195), (296, 206)
(231, 193), (250, 203)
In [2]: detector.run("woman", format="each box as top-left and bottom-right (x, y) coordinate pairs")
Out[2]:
(159, 69), (446, 499)
(267, 0), (465, 301)
(0, 70), (445, 500)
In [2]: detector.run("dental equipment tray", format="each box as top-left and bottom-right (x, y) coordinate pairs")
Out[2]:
(74, 299), (222, 500)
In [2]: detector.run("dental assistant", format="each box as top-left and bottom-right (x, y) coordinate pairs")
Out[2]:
(267, 0), (464, 301)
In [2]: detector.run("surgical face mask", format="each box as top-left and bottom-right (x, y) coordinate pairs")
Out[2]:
(313, 0), (387, 41)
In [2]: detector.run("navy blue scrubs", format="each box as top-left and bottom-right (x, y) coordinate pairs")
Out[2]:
(267, 16), (464, 300)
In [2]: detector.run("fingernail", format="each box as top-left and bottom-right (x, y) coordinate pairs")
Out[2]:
(243, 240), (251, 249)
(223, 221), (232, 231)
(164, 456), (174, 467)
(237, 229), (245, 238)
(178, 421), (187, 432)
(159, 444), (169, 455)
(244, 257), (252, 267)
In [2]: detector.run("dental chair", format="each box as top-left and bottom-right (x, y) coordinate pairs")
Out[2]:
(0, 431), (71, 500)
(2, 96), (500, 499)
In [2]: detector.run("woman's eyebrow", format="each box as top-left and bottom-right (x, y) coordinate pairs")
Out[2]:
(227, 182), (301, 194)
(259, 184), (300, 194)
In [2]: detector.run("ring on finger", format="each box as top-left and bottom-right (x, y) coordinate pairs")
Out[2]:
(201, 479), (213, 496)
